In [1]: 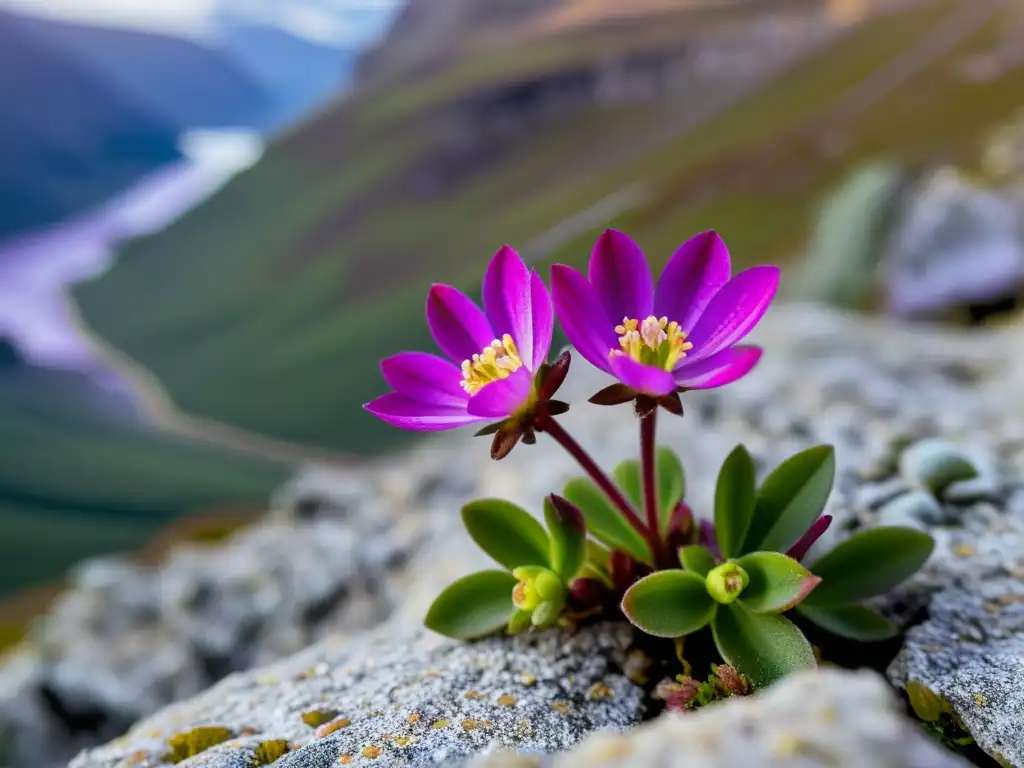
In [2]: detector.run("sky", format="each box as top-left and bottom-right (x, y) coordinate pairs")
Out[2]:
(0, 0), (401, 43)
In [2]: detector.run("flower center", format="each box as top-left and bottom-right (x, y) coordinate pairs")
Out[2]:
(612, 315), (693, 371)
(460, 334), (523, 395)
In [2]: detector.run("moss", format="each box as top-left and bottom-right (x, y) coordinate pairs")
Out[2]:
(906, 680), (975, 750)
(300, 709), (340, 728)
(163, 727), (235, 763)
(251, 739), (290, 765)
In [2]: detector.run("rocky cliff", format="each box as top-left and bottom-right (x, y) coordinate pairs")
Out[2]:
(6, 304), (1024, 766)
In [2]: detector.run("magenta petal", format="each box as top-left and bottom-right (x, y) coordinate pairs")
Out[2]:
(588, 229), (653, 324)
(551, 264), (617, 374)
(529, 269), (553, 371)
(672, 346), (762, 390)
(608, 354), (677, 396)
(426, 284), (495, 363)
(364, 393), (481, 431)
(466, 367), (533, 418)
(653, 231), (731, 332)
(687, 266), (779, 361)
(380, 352), (468, 408)
(483, 245), (534, 369)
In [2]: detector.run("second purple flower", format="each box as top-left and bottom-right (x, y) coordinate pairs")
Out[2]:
(551, 229), (779, 400)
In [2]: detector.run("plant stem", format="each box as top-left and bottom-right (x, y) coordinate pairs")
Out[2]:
(640, 410), (668, 567)
(534, 410), (651, 544)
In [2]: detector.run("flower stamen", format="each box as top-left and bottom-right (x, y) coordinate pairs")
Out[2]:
(461, 334), (523, 395)
(612, 315), (693, 371)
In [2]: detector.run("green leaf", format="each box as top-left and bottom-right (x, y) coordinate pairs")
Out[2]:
(743, 445), (835, 555)
(621, 570), (716, 638)
(736, 552), (821, 613)
(679, 545), (717, 577)
(562, 477), (651, 564)
(424, 571), (518, 640)
(613, 459), (643, 509)
(656, 447), (686, 532)
(796, 603), (898, 641)
(711, 602), (816, 688)
(803, 526), (934, 607)
(462, 499), (550, 571)
(545, 496), (587, 582)
(714, 445), (756, 559)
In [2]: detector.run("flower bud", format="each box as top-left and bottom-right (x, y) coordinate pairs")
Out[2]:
(511, 566), (566, 628)
(531, 600), (561, 628)
(512, 579), (540, 611)
(705, 562), (749, 604)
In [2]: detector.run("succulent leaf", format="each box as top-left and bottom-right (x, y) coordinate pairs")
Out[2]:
(679, 545), (717, 577)
(546, 495), (587, 581)
(621, 570), (716, 638)
(425, 571), (519, 640)
(796, 602), (898, 641)
(613, 459), (643, 510)
(714, 444), (756, 559)
(461, 499), (550, 571)
(803, 526), (934, 607)
(656, 447), (686, 532)
(736, 551), (821, 613)
(711, 602), (816, 688)
(743, 445), (836, 555)
(562, 477), (652, 563)
(705, 562), (750, 604)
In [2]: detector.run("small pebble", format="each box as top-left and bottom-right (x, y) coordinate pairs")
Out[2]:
(876, 491), (943, 529)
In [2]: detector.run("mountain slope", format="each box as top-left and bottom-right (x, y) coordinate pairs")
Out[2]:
(72, 0), (1024, 455)
(6, 12), (274, 130)
(213, 18), (354, 129)
(0, 345), (289, 594)
(0, 11), (181, 238)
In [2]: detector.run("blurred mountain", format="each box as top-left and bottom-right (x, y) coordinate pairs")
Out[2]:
(0, 10), (182, 239)
(212, 16), (353, 129)
(4, 11), (273, 131)
(72, 0), (1024, 455)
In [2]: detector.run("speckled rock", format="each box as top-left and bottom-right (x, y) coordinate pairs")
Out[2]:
(14, 304), (1024, 767)
(69, 623), (641, 768)
(0, 471), (430, 768)
(470, 669), (968, 768)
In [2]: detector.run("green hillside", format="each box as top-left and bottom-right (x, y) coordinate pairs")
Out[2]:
(0, 357), (289, 594)
(72, 0), (1024, 456)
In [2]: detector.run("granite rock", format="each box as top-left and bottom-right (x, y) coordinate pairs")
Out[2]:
(9, 304), (1024, 767)
(470, 669), (969, 768)
(70, 623), (641, 768)
(889, 579), (1024, 768)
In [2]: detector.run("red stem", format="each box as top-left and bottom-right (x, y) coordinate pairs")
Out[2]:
(534, 410), (652, 547)
(634, 411), (667, 561)
(640, 410), (669, 568)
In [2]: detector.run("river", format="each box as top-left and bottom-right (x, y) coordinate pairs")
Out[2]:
(0, 130), (264, 386)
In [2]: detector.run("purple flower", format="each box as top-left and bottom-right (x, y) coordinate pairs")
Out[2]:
(551, 230), (779, 398)
(364, 245), (553, 432)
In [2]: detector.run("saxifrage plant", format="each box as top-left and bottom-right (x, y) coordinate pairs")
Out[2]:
(366, 229), (935, 692)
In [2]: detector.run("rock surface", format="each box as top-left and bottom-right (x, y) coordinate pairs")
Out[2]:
(0, 473), (430, 768)
(70, 624), (641, 768)
(470, 669), (969, 768)
(8, 304), (1024, 766)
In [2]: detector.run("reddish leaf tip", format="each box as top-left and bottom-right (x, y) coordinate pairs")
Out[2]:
(549, 494), (586, 535)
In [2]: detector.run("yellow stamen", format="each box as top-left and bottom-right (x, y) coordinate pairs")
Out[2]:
(460, 334), (523, 395)
(612, 315), (693, 371)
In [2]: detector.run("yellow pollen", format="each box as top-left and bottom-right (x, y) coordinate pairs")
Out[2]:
(460, 334), (523, 395)
(612, 315), (693, 371)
